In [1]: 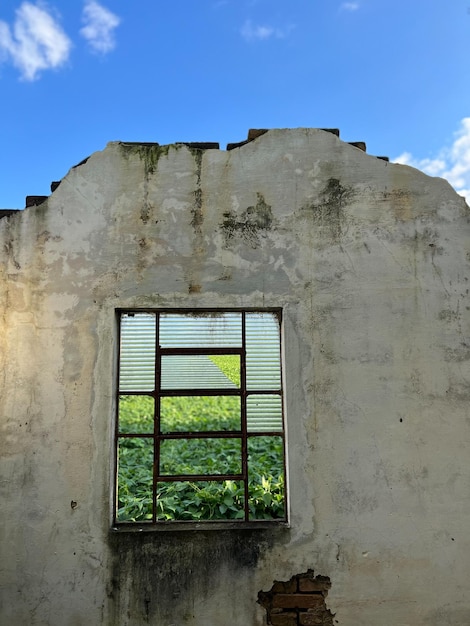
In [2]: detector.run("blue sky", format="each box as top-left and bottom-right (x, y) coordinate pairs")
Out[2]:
(1, 0), (469, 208)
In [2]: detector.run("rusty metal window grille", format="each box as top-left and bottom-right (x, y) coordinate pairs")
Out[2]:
(114, 309), (286, 526)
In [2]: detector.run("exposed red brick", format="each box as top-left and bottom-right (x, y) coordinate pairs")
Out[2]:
(258, 570), (334, 626)
(299, 613), (324, 626)
(348, 141), (366, 152)
(272, 594), (324, 610)
(247, 128), (268, 141)
(0, 210), (19, 219)
(270, 612), (298, 626)
(226, 140), (249, 151)
(25, 196), (47, 207)
(178, 142), (220, 150)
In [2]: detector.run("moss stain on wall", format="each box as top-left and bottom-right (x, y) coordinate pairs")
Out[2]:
(119, 143), (175, 176)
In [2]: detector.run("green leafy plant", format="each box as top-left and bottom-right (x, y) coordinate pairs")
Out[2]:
(117, 394), (285, 523)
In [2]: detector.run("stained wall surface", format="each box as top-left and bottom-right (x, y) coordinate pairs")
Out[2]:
(1, 128), (469, 625)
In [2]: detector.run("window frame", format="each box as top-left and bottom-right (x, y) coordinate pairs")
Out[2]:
(113, 308), (288, 530)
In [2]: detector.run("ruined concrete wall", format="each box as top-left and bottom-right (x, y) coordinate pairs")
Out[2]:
(0, 128), (469, 625)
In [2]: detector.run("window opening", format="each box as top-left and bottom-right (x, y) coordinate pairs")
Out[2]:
(115, 310), (286, 525)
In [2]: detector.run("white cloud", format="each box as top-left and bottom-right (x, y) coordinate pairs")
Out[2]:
(340, 2), (360, 11)
(240, 19), (293, 42)
(394, 118), (470, 203)
(80, 0), (120, 54)
(0, 2), (71, 81)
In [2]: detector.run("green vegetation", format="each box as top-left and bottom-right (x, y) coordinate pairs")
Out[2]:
(117, 394), (285, 523)
(119, 142), (172, 175)
(208, 354), (241, 386)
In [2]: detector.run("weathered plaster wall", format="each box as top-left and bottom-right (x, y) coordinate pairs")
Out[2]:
(1, 128), (469, 625)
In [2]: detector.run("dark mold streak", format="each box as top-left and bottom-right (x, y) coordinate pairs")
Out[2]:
(108, 528), (282, 623)
(306, 178), (355, 242)
(221, 192), (273, 248)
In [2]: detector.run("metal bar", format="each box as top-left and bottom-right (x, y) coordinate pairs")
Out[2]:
(118, 390), (156, 397)
(118, 430), (284, 440)
(118, 430), (285, 439)
(241, 312), (249, 521)
(159, 389), (241, 397)
(156, 474), (243, 482)
(159, 347), (243, 355)
(245, 431), (285, 437)
(153, 313), (161, 523)
(159, 431), (243, 439)
(113, 520), (289, 530)
(117, 307), (282, 315)
(117, 388), (282, 397)
(279, 312), (288, 523)
(113, 312), (122, 525)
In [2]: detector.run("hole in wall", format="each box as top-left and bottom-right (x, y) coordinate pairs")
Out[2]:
(258, 570), (335, 625)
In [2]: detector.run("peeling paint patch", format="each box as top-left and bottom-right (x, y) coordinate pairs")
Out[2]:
(188, 282), (201, 294)
(220, 192), (273, 248)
